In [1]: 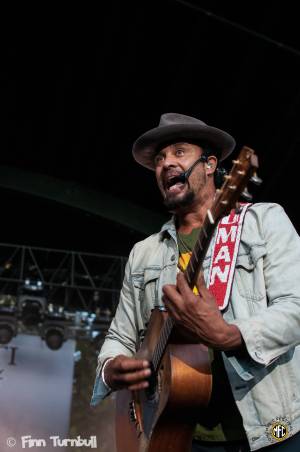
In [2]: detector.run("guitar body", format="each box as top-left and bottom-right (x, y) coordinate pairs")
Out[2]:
(116, 308), (212, 452)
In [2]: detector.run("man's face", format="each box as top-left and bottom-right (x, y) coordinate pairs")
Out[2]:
(154, 142), (208, 211)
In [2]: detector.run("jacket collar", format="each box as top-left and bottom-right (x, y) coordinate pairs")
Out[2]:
(160, 216), (177, 242)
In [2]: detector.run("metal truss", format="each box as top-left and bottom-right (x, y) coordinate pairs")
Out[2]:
(0, 242), (127, 315)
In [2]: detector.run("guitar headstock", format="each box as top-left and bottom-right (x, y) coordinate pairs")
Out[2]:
(213, 146), (261, 219)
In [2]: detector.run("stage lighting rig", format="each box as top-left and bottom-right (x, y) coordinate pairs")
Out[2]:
(0, 278), (115, 350)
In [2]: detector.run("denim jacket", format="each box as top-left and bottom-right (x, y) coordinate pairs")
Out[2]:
(91, 203), (300, 451)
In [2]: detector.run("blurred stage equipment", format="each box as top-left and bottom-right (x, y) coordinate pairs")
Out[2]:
(0, 318), (17, 344)
(42, 304), (66, 350)
(18, 278), (47, 326)
(0, 243), (126, 348)
(0, 295), (17, 344)
(44, 326), (65, 350)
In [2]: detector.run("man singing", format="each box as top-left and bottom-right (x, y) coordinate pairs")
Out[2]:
(91, 113), (300, 451)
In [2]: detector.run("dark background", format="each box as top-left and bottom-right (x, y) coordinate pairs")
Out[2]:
(1, 1), (300, 256)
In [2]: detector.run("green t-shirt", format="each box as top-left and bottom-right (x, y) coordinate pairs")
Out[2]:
(177, 228), (246, 442)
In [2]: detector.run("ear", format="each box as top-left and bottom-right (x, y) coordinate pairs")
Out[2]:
(206, 156), (218, 175)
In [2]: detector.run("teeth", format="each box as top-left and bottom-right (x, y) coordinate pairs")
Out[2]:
(166, 175), (181, 189)
(168, 182), (183, 192)
(167, 181), (183, 191)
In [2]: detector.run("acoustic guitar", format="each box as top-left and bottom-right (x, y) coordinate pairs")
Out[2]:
(116, 146), (260, 452)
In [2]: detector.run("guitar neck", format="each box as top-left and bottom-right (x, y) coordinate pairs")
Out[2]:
(152, 207), (218, 372)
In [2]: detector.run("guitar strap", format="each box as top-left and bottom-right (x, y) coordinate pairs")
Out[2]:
(207, 203), (251, 311)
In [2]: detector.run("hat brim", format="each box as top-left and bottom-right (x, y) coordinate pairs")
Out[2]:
(132, 123), (236, 170)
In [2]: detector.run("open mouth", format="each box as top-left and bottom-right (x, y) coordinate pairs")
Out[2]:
(165, 175), (185, 193)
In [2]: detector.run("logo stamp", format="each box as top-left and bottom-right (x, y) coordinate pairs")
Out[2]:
(266, 417), (292, 443)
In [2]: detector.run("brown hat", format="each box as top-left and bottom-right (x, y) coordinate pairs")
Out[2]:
(132, 113), (236, 170)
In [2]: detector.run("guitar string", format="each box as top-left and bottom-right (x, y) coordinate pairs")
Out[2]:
(152, 221), (213, 370)
(152, 231), (199, 370)
(152, 317), (174, 371)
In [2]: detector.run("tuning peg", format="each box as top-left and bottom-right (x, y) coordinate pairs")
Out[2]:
(241, 187), (253, 201)
(250, 171), (263, 186)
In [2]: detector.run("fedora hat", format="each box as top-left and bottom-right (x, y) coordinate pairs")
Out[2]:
(132, 113), (236, 170)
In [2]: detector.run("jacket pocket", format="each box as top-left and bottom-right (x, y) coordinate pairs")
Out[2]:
(132, 267), (161, 324)
(235, 246), (266, 303)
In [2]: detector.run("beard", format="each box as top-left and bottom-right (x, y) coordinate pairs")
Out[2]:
(163, 189), (195, 211)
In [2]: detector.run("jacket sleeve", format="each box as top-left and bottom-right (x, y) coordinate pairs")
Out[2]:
(230, 203), (300, 367)
(91, 245), (138, 405)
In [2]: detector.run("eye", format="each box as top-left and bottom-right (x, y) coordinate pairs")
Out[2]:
(154, 153), (164, 165)
(175, 149), (185, 157)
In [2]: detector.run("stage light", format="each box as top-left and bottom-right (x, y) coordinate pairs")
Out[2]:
(0, 318), (17, 344)
(24, 278), (44, 291)
(44, 325), (65, 350)
(0, 324), (14, 344)
(18, 295), (47, 326)
(0, 297), (18, 344)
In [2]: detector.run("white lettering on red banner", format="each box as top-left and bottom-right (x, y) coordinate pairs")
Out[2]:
(214, 246), (231, 263)
(207, 204), (251, 310)
(210, 264), (230, 284)
(216, 226), (238, 244)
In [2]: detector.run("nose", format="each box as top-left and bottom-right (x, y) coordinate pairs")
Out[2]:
(162, 153), (178, 169)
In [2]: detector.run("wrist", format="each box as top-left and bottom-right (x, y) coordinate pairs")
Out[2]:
(219, 323), (243, 351)
(101, 357), (114, 390)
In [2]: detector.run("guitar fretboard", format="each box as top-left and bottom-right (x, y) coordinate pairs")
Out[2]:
(152, 209), (217, 372)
